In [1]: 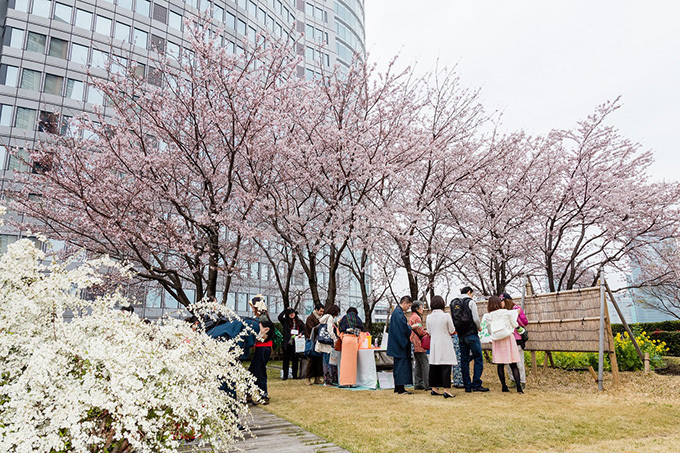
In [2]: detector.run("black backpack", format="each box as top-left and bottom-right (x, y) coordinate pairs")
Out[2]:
(450, 297), (475, 334)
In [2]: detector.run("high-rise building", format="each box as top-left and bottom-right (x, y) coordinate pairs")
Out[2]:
(0, 0), (366, 318)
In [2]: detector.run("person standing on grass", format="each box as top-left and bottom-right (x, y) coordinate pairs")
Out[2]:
(305, 303), (325, 385)
(248, 295), (274, 405)
(409, 300), (430, 390)
(315, 304), (341, 386)
(450, 286), (489, 392)
(387, 295), (414, 394)
(501, 292), (528, 388)
(482, 295), (523, 394)
(278, 307), (305, 380)
(426, 295), (457, 398)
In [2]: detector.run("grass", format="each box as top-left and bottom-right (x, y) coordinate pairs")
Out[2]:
(260, 359), (680, 452)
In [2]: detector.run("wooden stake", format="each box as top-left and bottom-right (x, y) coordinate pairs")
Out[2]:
(603, 298), (620, 388)
(587, 366), (599, 383)
(531, 351), (537, 375)
(644, 353), (650, 374)
(546, 351), (555, 368)
(543, 351), (549, 368)
(604, 279), (644, 364)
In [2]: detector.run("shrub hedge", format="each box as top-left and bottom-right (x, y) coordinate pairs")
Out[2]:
(611, 320), (680, 357)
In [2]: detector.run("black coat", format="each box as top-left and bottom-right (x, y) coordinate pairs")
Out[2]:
(278, 309), (305, 345)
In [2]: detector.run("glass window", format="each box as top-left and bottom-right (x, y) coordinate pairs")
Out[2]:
(9, 149), (31, 173)
(186, 0), (197, 9)
(258, 7), (265, 23)
(315, 6), (323, 21)
(0, 105), (13, 127)
(48, 37), (68, 59)
(59, 115), (71, 136)
(237, 293), (248, 312)
(164, 290), (178, 309)
(114, 22), (130, 41)
(237, 0), (246, 10)
(6, 28), (25, 48)
(167, 41), (180, 58)
(237, 19), (246, 36)
(169, 10), (182, 30)
(117, 0), (132, 10)
(14, 107), (36, 130)
(305, 24), (314, 39)
(133, 28), (148, 48)
(247, 26), (256, 43)
(137, 0), (150, 16)
(152, 4), (167, 23)
(32, 0), (51, 18)
(70, 43), (88, 64)
(150, 34), (165, 52)
(43, 74), (63, 95)
(87, 85), (104, 105)
(53, 3), (72, 23)
(65, 78), (84, 100)
(26, 32), (47, 53)
(305, 46), (314, 61)
(225, 11), (235, 29)
(248, 1), (256, 15)
(12, 0), (30, 12)
(0, 65), (20, 87)
(75, 9), (92, 29)
(38, 110), (59, 133)
(133, 63), (145, 78)
(305, 2), (313, 16)
(91, 49), (108, 69)
(146, 287), (161, 308)
(213, 5), (223, 22)
(95, 15), (112, 35)
(20, 68), (41, 91)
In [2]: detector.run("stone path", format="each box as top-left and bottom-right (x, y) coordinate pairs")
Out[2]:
(231, 407), (349, 452)
(181, 406), (349, 452)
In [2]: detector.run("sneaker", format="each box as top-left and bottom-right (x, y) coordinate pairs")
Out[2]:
(261, 396), (270, 405)
(473, 386), (490, 392)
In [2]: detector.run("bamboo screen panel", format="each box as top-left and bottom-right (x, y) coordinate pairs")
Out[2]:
(474, 287), (611, 353)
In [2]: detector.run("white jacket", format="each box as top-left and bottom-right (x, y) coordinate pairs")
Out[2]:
(314, 314), (338, 354)
(425, 309), (457, 365)
(482, 309), (519, 341)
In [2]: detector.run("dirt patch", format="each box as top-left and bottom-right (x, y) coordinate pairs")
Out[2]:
(656, 356), (680, 375)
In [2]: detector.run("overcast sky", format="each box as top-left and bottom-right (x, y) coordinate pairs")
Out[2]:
(364, 0), (679, 181)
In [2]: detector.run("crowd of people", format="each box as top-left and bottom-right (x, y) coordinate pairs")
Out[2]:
(386, 287), (528, 396)
(196, 286), (528, 406)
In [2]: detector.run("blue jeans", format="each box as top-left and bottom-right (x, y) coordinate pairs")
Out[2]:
(459, 333), (483, 390)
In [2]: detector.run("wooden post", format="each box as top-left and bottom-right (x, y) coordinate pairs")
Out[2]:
(546, 351), (555, 368)
(604, 279), (644, 364)
(531, 351), (537, 375)
(543, 351), (549, 368)
(598, 276), (605, 391)
(644, 353), (650, 374)
(603, 297), (620, 388)
(587, 366), (599, 383)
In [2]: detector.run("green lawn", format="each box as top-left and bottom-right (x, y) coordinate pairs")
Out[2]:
(260, 360), (680, 452)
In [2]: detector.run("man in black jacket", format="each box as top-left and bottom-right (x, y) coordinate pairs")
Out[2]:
(278, 307), (305, 380)
(451, 287), (489, 393)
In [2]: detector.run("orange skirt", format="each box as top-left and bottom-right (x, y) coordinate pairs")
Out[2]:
(339, 334), (358, 386)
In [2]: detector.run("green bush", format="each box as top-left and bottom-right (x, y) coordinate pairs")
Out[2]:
(611, 320), (680, 335)
(649, 331), (680, 356)
(611, 321), (680, 357)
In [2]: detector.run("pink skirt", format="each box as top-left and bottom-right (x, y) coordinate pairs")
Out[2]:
(492, 335), (521, 364)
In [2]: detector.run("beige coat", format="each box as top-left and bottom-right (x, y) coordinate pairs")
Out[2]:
(425, 309), (457, 365)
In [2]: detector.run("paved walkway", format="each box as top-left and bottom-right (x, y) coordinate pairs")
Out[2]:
(231, 407), (349, 452)
(181, 406), (349, 452)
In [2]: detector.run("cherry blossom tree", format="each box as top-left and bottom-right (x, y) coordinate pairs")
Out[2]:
(12, 24), (301, 308)
(530, 99), (680, 292)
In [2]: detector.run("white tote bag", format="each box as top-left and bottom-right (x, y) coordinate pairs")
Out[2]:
(294, 336), (306, 353)
(329, 349), (340, 366)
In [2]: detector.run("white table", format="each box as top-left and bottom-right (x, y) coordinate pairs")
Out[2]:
(355, 349), (379, 389)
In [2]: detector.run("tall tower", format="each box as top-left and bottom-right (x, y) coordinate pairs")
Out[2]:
(0, 0), (366, 318)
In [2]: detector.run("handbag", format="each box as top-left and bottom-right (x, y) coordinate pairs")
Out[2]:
(317, 323), (334, 345)
(295, 336), (306, 353)
(420, 333), (431, 350)
(329, 349), (340, 366)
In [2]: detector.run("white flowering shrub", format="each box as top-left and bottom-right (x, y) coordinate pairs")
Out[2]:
(0, 238), (258, 453)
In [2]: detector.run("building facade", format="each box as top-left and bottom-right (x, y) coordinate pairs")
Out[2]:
(0, 0), (367, 319)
